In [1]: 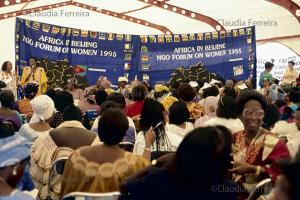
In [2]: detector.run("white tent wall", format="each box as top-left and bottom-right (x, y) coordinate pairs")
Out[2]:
(256, 42), (300, 87)
(0, 18), (16, 69)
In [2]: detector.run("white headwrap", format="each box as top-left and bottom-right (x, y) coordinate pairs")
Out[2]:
(29, 95), (55, 123)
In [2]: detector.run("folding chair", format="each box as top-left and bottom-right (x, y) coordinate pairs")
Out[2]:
(63, 191), (121, 200)
(47, 157), (68, 199)
(247, 178), (273, 200)
(2, 121), (14, 132)
(132, 118), (141, 133)
(118, 142), (134, 152)
(151, 151), (174, 161)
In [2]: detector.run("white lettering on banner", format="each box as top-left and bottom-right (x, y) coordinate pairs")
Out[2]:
(205, 50), (226, 58)
(172, 54), (193, 60)
(35, 42), (62, 53)
(22, 35), (33, 45)
(195, 53), (204, 58)
(174, 47), (195, 53)
(156, 43), (240, 62)
(204, 43), (226, 51)
(157, 55), (171, 61)
(71, 41), (98, 48)
(38, 35), (64, 45)
(70, 48), (97, 56)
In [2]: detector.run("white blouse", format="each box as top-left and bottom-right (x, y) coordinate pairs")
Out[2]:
(202, 117), (244, 134)
(19, 123), (51, 142)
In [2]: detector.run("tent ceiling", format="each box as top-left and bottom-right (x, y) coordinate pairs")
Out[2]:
(0, 0), (299, 40)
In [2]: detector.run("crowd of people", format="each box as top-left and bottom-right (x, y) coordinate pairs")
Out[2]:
(0, 60), (300, 200)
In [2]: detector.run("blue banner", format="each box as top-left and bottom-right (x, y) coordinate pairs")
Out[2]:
(15, 18), (256, 89)
(138, 28), (256, 85)
(15, 18), (139, 89)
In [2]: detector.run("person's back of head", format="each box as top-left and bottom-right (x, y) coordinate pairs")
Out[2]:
(223, 86), (237, 100)
(106, 92), (126, 109)
(132, 84), (146, 101)
(169, 101), (190, 125)
(262, 104), (279, 130)
(98, 108), (129, 145)
(288, 87), (300, 104)
(217, 96), (237, 119)
(276, 149), (300, 200)
(46, 88), (57, 101)
(99, 100), (121, 114)
(140, 98), (165, 131)
(265, 62), (274, 70)
(177, 83), (196, 102)
(95, 90), (108, 106)
(274, 99), (287, 109)
(54, 91), (74, 112)
(24, 83), (38, 99)
(202, 85), (219, 99)
(62, 104), (82, 122)
(0, 89), (15, 108)
(175, 126), (232, 190)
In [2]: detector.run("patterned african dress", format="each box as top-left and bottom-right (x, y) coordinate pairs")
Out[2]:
(232, 129), (290, 192)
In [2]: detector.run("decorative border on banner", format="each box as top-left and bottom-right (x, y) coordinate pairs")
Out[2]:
(138, 27), (251, 44)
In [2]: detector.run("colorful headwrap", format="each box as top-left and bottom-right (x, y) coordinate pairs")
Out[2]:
(0, 134), (30, 168)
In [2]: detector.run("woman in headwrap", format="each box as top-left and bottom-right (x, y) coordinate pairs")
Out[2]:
(19, 95), (54, 142)
(194, 96), (219, 127)
(0, 124), (34, 200)
(66, 78), (83, 105)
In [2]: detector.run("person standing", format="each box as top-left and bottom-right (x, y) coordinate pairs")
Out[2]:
(0, 61), (17, 97)
(282, 61), (298, 85)
(259, 62), (274, 88)
(20, 58), (47, 96)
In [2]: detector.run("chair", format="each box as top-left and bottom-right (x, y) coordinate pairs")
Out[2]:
(132, 118), (141, 133)
(247, 178), (273, 200)
(151, 151), (174, 160)
(2, 121), (14, 132)
(118, 142), (134, 152)
(63, 191), (121, 200)
(47, 157), (68, 199)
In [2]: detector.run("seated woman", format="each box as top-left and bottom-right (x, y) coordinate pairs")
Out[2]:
(267, 149), (300, 200)
(60, 108), (149, 197)
(165, 101), (194, 147)
(30, 105), (96, 200)
(177, 83), (203, 118)
(126, 84), (147, 118)
(65, 78), (83, 105)
(49, 91), (74, 128)
(19, 95), (54, 142)
(203, 96), (244, 133)
(120, 126), (236, 200)
(17, 83), (38, 117)
(202, 96), (244, 134)
(91, 92), (137, 144)
(194, 96), (219, 127)
(133, 98), (175, 160)
(230, 90), (290, 195)
(0, 127), (34, 200)
(0, 89), (22, 132)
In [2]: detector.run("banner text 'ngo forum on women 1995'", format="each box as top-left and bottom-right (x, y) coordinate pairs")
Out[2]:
(15, 18), (256, 88)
